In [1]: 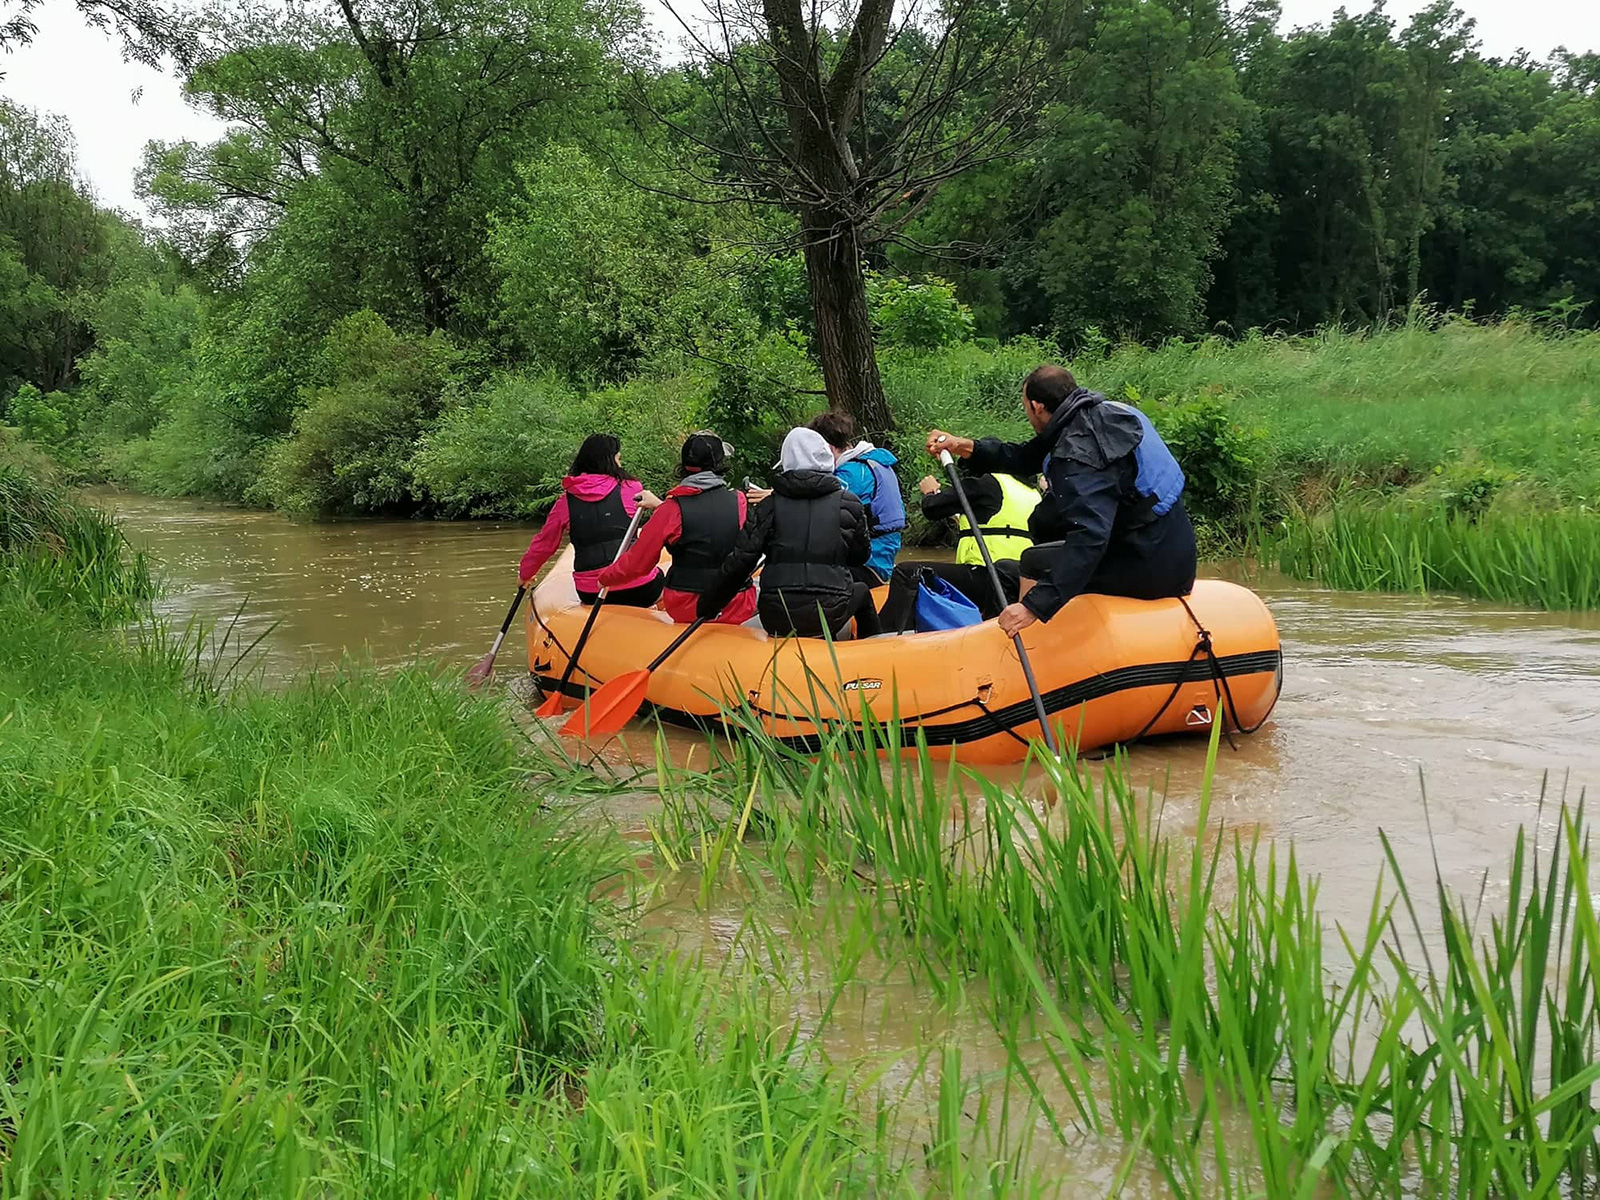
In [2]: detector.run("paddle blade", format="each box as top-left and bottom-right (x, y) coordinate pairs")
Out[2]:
(534, 689), (578, 717)
(558, 669), (651, 739)
(464, 653), (497, 691)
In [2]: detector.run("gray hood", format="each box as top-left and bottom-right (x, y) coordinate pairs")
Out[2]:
(779, 427), (836, 474)
(677, 470), (727, 492)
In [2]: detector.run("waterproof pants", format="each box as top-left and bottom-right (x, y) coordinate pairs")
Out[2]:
(759, 584), (882, 639)
(1020, 501), (1197, 605)
(576, 572), (666, 608)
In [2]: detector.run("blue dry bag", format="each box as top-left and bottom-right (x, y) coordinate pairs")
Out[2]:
(914, 571), (983, 633)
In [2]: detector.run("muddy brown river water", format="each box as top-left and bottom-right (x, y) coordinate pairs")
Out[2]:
(102, 487), (1600, 1193)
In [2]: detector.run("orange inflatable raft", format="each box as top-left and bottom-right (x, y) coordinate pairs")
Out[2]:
(527, 549), (1282, 764)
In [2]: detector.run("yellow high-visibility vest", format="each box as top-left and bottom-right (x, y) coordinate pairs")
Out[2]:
(956, 472), (1038, 565)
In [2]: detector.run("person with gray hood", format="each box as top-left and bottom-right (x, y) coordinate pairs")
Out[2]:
(699, 427), (881, 638)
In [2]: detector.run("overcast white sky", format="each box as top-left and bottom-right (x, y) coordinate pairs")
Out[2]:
(2, 0), (1596, 216)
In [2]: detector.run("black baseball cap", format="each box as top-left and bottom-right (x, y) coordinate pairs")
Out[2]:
(682, 430), (733, 472)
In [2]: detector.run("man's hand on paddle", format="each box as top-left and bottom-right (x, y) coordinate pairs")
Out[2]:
(997, 603), (1037, 637)
(925, 430), (974, 459)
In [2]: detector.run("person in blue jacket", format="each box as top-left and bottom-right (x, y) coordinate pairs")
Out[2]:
(808, 411), (906, 585)
(924, 363), (1197, 637)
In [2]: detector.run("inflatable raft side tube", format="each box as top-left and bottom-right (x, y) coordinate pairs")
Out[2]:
(532, 646), (1281, 751)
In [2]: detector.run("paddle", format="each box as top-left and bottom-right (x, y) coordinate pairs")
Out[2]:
(465, 586), (526, 691)
(558, 615), (707, 739)
(534, 504), (649, 717)
(937, 449), (1060, 756)
(560, 556), (763, 739)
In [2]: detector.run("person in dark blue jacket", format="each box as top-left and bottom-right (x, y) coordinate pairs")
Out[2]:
(925, 364), (1196, 637)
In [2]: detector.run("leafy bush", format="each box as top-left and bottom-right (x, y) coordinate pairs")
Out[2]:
(738, 252), (812, 335)
(594, 369), (713, 490)
(867, 274), (975, 351)
(1141, 390), (1268, 533)
(413, 372), (593, 518)
(491, 147), (742, 381)
(77, 281), (205, 443)
(703, 332), (824, 478)
(104, 386), (269, 502)
(1436, 461), (1516, 522)
(414, 368), (711, 517)
(260, 312), (463, 517)
(7, 381), (74, 446)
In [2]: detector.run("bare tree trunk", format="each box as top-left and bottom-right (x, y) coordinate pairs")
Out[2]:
(802, 208), (893, 433)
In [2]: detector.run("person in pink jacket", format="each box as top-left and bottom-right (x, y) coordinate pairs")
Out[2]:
(517, 434), (662, 604)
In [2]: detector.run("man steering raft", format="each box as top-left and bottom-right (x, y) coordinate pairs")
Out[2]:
(926, 364), (1197, 636)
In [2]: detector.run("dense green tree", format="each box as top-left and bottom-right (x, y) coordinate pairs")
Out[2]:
(1211, 3), (1477, 328)
(0, 0), (192, 71)
(899, 0), (1248, 345)
(0, 100), (113, 396)
(487, 145), (749, 380)
(1015, 0), (1246, 342)
(1417, 50), (1600, 316)
(259, 310), (464, 516)
(144, 0), (634, 333)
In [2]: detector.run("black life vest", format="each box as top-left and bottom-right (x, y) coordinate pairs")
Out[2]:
(664, 486), (741, 594)
(567, 484), (631, 573)
(762, 486), (853, 597)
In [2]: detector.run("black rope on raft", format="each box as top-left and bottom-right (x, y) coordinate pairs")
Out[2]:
(1178, 594), (1278, 747)
(1121, 595), (1281, 751)
(527, 596), (608, 692)
(975, 698), (1034, 748)
(1123, 638), (1210, 748)
(527, 595), (570, 661)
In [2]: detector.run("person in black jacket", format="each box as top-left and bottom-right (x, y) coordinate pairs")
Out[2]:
(699, 427), (882, 638)
(926, 363), (1197, 637)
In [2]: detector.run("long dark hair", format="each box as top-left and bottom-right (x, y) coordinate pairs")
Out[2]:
(568, 433), (631, 481)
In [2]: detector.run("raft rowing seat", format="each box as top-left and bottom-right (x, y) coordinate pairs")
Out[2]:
(527, 547), (1282, 764)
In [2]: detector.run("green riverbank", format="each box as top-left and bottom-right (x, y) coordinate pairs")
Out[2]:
(6, 420), (1600, 1196)
(14, 315), (1600, 610)
(1, 469), (928, 1195)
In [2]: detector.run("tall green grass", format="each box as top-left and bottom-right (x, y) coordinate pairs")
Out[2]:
(0, 449), (155, 621)
(0, 585), (946, 1196)
(1272, 502), (1600, 609)
(647, 696), (1600, 1196)
(883, 316), (1598, 502)
(1082, 316), (1600, 504)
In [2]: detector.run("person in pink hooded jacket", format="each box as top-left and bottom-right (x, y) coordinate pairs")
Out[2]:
(517, 434), (663, 604)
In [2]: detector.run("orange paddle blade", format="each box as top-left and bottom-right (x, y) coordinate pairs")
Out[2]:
(533, 689), (578, 717)
(558, 669), (651, 739)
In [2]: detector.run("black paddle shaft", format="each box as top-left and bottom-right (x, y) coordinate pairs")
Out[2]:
(494, 586), (526, 637)
(647, 616), (707, 671)
(646, 556), (764, 672)
(938, 451), (1060, 757)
